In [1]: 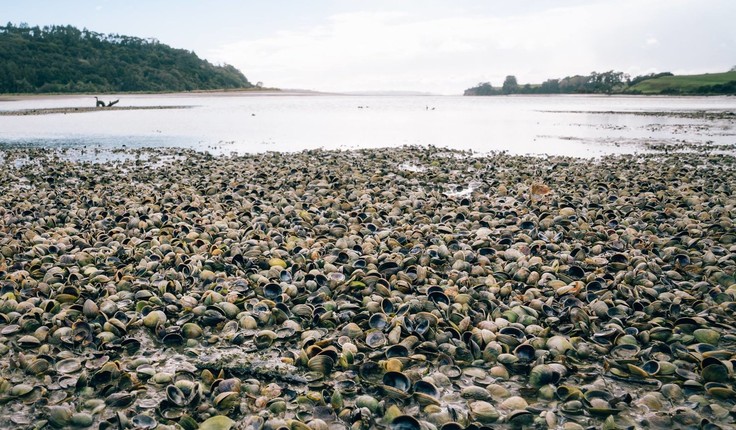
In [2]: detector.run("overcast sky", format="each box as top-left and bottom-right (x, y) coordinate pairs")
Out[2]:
(4, 0), (735, 94)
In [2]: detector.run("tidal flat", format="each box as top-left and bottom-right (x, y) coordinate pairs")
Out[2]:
(0, 145), (735, 430)
(2, 94), (735, 157)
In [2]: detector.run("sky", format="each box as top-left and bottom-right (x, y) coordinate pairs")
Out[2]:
(3, 0), (735, 94)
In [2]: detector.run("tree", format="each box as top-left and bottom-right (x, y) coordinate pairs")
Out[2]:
(463, 82), (501, 96)
(585, 70), (627, 94)
(476, 82), (495, 95)
(730, 65), (736, 72)
(540, 79), (560, 93)
(629, 72), (673, 86)
(502, 75), (518, 94)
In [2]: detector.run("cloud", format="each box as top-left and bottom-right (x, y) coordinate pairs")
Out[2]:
(208, 0), (736, 93)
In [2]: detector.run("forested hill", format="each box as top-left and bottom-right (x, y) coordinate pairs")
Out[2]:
(0, 23), (253, 93)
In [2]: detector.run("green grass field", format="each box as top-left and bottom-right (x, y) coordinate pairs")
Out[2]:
(629, 71), (736, 94)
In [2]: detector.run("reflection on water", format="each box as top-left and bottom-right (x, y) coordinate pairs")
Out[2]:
(0, 94), (734, 157)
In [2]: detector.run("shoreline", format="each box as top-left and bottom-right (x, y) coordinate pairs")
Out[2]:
(0, 89), (333, 102)
(540, 109), (736, 120)
(0, 105), (193, 116)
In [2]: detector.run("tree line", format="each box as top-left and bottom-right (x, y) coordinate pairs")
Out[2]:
(464, 71), (667, 96)
(465, 70), (736, 96)
(0, 23), (253, 93)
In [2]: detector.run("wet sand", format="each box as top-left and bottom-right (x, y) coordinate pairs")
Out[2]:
(543, 109), (736, 120)
(0, 105), (193, 116)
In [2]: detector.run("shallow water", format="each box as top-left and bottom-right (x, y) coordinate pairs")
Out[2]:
(0, 94), (734, 157)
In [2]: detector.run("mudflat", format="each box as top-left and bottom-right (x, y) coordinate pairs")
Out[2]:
(0, 145), (734, 429)
(0, 105), (192, 116)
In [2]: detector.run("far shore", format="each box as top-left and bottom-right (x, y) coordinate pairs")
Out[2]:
(4, 92), (736, 103)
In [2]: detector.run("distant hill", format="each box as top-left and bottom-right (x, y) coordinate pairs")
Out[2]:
(465, 70), (736, 96)
(0, 23), (253, 93)
(627, 71), (736, 95)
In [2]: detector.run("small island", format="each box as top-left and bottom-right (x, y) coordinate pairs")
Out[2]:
(464, 69), (736, 96)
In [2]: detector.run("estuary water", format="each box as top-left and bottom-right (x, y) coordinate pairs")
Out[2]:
(0, 93), (734, 157)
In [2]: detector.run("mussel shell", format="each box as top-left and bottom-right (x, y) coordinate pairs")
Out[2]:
(130, 414), (157, 430)
(359, 361), (384, 383)
(56, 357), (83, 374)
(166, 385), (189, 406)
(161, 332), (185, 346)
(307, 354), (335, 376)
(263, 283), (282, 300)
(47, 406), (72, 428)
(385, 344), (410, 359)
(389, 415), (421, 430)
(513, 344), (536, 362)
(507, 410), (534, 428)
(214, 391), (240, 409)
(413, 380), (439, 406)
(383, 371), (411, 392)
(705, 382), (736, 399)
(105, 391), (135, 407)
(567, 265), (585, 279)
(701, 363), (729, 383)
(369, 313), (388, 330)
(366, 331), (387, 348)
(428, 291), (450, 306)
(529, 364), (561, 388)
